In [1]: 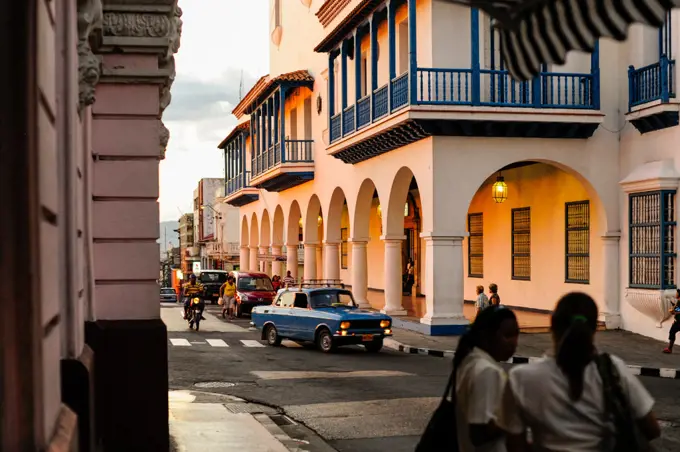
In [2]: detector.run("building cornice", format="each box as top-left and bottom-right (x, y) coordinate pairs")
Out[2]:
(619, 159), (680, 193)
(91, 0), (183, 159)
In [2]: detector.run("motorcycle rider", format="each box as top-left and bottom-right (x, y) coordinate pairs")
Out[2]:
(182, 274), (205, 321)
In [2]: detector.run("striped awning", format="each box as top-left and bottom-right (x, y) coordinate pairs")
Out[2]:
(446, 0), (680, 81)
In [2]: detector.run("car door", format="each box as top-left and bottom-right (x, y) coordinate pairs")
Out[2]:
(267, 292), (294, 337)
(288, 293), (315, 340)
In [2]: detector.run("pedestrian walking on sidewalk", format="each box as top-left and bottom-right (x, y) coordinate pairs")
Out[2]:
(475, 285), (489, 318)
(499, 292), (661, 452)
(663, 289), (680, 354)
(424, 305), (518, 452)
(282, 270), (295, 287)
(220, 275), (236, 320)
(489, 283), (501, 306)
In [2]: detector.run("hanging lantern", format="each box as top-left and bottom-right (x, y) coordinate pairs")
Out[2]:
(300, 0), (312, 7)
(317, 215), (323, 226)
(376, 204), (382, 219)
(298, 217), (303, 228)
(492, 175), (508, 203)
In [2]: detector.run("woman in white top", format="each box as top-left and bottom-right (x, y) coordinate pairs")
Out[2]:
(455, 305), (520, 452)
(499, 292), (661, 452)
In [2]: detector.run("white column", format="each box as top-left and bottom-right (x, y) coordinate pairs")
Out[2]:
(303, 242), (318, 280)
(381, 235), (407, 315)
(249, 246), (258, 272)
(272, 245), (283, 277)
(323, 241), (341, 280)
(420, 233), (468, 330)
(602, 233), (622, 329)
(350, 239), (369, 308)
(316, 244), (324, 279)
(239, 245), (250, 272)
(258, 246), (268, 273)
(286, 244), (298, 279)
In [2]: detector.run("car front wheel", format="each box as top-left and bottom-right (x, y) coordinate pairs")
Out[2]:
(365, 339), (383, 353)
(265, 324), (282, 346)
(316, 329), (336, 353)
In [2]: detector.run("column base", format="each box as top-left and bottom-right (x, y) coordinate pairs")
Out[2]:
(85, 319), (169, 451)
(356, 300), (371, 309)
(601, 312), (621, 330)
(420, 315), (469, 336)
(381, 308), (407, 316)
(61, 345), (97, 452)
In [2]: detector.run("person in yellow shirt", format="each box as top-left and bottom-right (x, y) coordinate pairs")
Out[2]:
(220, 275), (237, 320)
(182, 274), (205, 321)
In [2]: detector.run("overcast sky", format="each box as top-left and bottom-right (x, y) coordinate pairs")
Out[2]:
(159, 0), (269, 221)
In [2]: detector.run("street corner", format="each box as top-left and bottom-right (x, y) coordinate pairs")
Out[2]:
(168, 389), (335, 452)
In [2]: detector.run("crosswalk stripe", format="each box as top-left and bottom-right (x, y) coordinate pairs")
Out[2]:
(170, 338), (191, 347)
(206, 339), (229, 347)
(240, 340), (265, 348)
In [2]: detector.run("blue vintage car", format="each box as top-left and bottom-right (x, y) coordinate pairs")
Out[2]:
(250, 287), (393, 353)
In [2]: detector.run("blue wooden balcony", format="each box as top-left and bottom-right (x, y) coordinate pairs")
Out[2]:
(627, 55), (678, 134)
(250, 139), (314, 192)
(224, 171), (259, 207)
(329, 67), (600, 145)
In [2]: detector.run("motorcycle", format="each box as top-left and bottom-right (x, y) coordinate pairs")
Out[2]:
(186, 296), (204, 331)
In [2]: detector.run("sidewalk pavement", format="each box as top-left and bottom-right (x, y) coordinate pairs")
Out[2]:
(169, 390), (289, 452)
(385, 328), (680, 378)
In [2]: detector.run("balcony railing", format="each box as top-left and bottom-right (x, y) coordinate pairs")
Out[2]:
(226, 170), (252, 196)
(628, 55), (676, 109)
(417, 68), (595, 108)
(329, 66), (598, 144)
(251, 139), (314, 177)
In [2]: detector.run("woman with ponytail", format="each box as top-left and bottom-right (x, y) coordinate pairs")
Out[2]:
(454, 305), (519, 452)
(499, 292), (661, 451)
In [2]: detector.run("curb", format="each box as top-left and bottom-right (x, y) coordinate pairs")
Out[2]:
(383, 338), (680, 379)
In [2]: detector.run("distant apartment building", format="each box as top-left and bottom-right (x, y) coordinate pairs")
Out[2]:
(178, 213), (197, 274)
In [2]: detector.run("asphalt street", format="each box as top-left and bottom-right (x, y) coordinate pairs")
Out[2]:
(165, 303), (680, 452)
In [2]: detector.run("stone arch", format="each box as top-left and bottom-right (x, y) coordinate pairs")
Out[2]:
(249, 212), (259, 248)
(352, 178), (381, 240)
(260, 209), (271, 247)
(286, 200), (302, 245)
(451, 157), (615, 235)
(326, 187), (349, 243)
(385, 167), (421, 237)
(240, 215), (249, 246)
(272, 205), (285, 246)
(304, 194), (323, 243)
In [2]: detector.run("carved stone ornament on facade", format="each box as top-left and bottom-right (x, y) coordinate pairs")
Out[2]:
(77, 0), (103, 111)
(159, 121), (170, 159)
(102, 11), (171, 38)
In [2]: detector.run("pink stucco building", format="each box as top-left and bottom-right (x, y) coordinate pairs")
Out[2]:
(1, 0), (179, 450)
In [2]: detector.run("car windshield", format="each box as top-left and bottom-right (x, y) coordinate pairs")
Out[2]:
(160, 288), (175, 294)
(310, 291), (356, 309)
(200, 272), (227, 283)
(237, 277), (273, 291)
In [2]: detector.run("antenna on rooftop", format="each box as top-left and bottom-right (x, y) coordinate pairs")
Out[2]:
(239, 70), (244, 101)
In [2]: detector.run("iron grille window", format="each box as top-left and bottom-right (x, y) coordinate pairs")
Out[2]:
(468, 213), (483, 277)
(512, 208), (531, 280)
(629, 191), (677, 289)
(341, 228), (348, 269)
(566, 201), (590, 284)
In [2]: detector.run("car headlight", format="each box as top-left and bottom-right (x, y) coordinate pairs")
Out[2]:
(340, 321), (351, 329)
(380, 320), (391, 328)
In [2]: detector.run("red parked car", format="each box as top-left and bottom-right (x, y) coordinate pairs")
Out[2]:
(229, 271), (277, 317)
